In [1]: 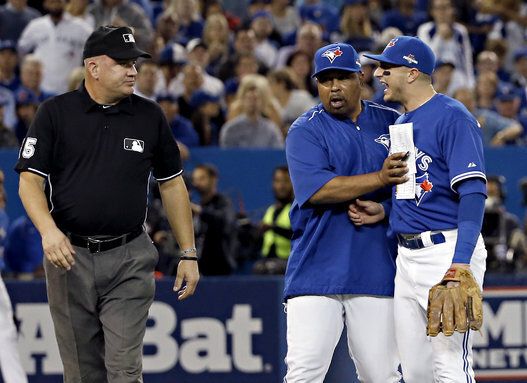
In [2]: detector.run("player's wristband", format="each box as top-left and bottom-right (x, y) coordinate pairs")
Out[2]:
(181, 247), (197, 255)
(179, 256), (198, 261)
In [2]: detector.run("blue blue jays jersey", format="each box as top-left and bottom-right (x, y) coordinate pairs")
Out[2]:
(284, 101), (400, 299)
(390, 94), (486, 234)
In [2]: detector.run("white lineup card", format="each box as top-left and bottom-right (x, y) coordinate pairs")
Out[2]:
(389, 123), (416, 199)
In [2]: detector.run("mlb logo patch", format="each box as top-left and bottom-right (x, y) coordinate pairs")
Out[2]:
(123, 34), (135, 43)
(322, 47), (343, 63)
(124, 138), (144, 153)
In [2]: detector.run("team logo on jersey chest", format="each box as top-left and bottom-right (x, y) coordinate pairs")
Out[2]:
(321, 47), (343, 63)
(123, 138), (144, 153)
(415, 173), (433, 206)
(374, 134), (390, 151)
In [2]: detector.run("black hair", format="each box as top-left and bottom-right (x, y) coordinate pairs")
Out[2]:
(195, 163), (219, 178)
(487, 175), (506, 201)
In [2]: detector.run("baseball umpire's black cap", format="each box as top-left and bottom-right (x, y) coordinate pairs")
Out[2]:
(83, 26), (151, 60)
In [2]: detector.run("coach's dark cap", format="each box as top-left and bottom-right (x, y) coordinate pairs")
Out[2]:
(364, 36), (436, 75)
(83, 26), (151, 60)
(312, 43), (361, 78)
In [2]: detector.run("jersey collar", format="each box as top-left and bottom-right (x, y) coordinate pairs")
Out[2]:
(78, 82), (135, 115)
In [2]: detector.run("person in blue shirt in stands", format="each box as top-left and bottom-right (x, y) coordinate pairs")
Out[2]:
(381, 0), (428, 36)
(5, 212), (44, 280)
(157, 93), (199, 148)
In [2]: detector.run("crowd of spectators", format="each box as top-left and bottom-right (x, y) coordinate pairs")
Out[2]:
(1, 0), (527, 152)
(1, 0), (527, 277)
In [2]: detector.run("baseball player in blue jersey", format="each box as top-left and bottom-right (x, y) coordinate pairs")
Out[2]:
(348, 36), (487, 382)
(284, 42), (409, 383)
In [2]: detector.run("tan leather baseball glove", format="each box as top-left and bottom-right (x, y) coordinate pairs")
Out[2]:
(426, 266), (483, 337)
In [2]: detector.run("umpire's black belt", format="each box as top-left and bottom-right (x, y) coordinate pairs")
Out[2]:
(397, 231), (446, 250)
(67, 227), (143, 253)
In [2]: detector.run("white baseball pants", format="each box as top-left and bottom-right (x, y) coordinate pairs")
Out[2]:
(394, 229), (486, 383)
(0, 276), (28, 383)
(284, 294), (401, 383)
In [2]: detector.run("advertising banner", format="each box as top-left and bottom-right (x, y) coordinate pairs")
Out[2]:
(5, 277), (286, 383)
(5, 278), (527, 383)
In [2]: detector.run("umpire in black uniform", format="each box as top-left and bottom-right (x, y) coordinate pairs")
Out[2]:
(16, 26), (199, 383)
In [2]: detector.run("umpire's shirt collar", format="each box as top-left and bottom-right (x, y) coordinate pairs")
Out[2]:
(78, 81), (135, 115)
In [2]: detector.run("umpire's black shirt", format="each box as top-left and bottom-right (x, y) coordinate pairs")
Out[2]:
(15, 83), (182, 236)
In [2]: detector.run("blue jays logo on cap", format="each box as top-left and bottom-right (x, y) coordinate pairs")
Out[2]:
(386, 38), (398, 48)
(322, 46), (343, 63)
(312, 43), (361, 78)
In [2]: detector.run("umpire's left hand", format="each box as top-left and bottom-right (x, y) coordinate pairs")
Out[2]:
(174, 260), (200, 300)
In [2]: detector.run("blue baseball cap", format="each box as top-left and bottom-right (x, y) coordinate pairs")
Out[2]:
(0, 40), (17, 53)
(496, 85), (520, 102)
(15, 87), (39, 106)
(251, 10), (272, 22)
(343, 0), (368, 6)
(364, 36), (436, 75)
(513, 48), (527, 62)
(190, 90), (220, 108)
(159, 43), (187, 65)
(312, 43), (361, 78)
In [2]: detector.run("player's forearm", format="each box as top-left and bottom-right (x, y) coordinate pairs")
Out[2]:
(452, 192), (486, 264)
(309, 174), (385, 204)
(159, 176), (196, 251)
(18, 172), (58, 235)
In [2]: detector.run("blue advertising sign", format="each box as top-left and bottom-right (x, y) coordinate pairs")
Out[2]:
(473, 287), (527, 382)
(5, 277), (287, 383)
(5, 278), (527, 383)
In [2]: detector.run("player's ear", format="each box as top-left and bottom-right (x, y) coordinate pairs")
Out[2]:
(407, 68), (420, 84)
(359, 71), (365, 86)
